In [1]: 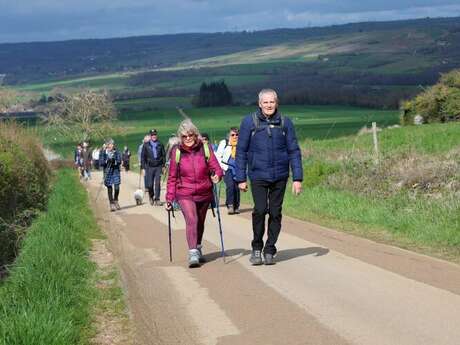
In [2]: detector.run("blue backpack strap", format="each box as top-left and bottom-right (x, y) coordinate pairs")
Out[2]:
(251, 112), (259, 137)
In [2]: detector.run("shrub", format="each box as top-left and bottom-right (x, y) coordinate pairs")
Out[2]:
(303, 159), (339, 188)
(401, 68), (460, 124)
(0, 121), (51, 272)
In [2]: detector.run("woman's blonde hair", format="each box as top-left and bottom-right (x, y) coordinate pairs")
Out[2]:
(177, 119), (200, 139)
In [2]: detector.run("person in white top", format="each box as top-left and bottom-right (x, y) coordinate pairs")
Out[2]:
(92, 146), (100, 170)
(215, 127), (240, 214)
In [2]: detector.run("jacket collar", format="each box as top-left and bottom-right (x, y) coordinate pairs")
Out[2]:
(180, 140), (203, 153)
(256, 108), (282, 124)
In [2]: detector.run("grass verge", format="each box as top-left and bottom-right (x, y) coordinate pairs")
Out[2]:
(0, 169), (128, 345)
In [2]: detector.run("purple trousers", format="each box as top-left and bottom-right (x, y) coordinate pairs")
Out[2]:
(178, 199), (210, 249)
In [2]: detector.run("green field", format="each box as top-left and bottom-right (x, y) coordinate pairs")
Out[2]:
(16, 73), (132, 93)
(42, 103), (399, 162)
(15, 72), (268, 95)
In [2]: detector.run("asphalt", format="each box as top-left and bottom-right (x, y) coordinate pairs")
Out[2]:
(86, 169), (460, 345)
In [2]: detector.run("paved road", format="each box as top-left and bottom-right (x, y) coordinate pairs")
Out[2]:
(86, 170), (460, 345)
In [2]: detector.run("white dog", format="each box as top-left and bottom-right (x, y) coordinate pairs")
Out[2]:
(134, 189), (144, 205)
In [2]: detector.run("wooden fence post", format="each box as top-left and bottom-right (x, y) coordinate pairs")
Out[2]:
(372, 122), (379, 164)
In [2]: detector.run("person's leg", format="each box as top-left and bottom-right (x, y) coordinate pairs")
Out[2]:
(196, 201), (210, 246)
(264, 179), (288, 256)
(145, 167), (154, 201)
(107, 186), (114, 203)
(224, 171), (233, 208)
(178, 199), (199, 250)
(233, 179), (241, 211)
(114, 184), (120, 201)
(153, 167), (162, 201)
(113, 184), (121, 210)
(250, 180), (269, 252)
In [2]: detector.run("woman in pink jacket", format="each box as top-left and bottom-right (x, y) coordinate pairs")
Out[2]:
(165, 119), (223, 268)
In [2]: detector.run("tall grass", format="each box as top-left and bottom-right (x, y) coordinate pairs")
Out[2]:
(0, 169), (98, 345)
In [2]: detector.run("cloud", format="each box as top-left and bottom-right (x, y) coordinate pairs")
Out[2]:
(0, 1), (460, 43)
(284, 4), (460, 27)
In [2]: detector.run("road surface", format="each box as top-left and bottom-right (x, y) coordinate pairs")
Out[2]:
(86, 169), (460, 345)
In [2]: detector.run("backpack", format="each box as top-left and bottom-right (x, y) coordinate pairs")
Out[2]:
(251, 112), (286, 138)
(175, 143), (210, 164)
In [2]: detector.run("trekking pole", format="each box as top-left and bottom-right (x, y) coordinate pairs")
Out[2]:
(212, 180), (226, 262)
(167, 205), (175, 262)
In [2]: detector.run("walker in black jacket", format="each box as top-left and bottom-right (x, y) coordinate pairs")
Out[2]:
(141, 133), (166, 206)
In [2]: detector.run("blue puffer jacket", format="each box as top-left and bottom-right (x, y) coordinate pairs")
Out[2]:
(235, 109), (303, 183)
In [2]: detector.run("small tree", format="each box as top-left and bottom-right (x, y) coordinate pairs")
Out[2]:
(401, 68), (460, 124)
(0, 87), (18, 113)
(42, 88), (118, 142)
(193, 80), (233, 107)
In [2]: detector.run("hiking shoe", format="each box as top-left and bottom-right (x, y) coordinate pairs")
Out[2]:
(149, 197), (154, 206)
(249, 250), (263, 265)
(264, 253), (276, 265)
(114, 201), (121, 210)
(154, 200), (164, 206)
(188, 249), (201, 268)
(197, 245), (206, 263)
(227, 206), (234, 215)
(234, 208), (240, 214)
(109, 203), (116, 212)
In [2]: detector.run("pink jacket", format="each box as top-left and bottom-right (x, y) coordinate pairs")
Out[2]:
(166, 141), (223, 203)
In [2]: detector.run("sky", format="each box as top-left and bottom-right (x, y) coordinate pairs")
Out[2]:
(1, 0), (460, 43)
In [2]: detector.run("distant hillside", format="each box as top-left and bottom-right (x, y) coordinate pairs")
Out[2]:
(1, 16), (460, 85)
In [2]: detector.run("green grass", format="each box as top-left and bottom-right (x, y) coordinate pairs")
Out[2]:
(283, 185), (459, 256)
(306, 121), (460, 156)
(0, 169), (100, 345)
(115, 96), (191, 109)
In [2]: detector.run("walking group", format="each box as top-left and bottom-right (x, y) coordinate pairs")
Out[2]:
(82, 88), (303, 267)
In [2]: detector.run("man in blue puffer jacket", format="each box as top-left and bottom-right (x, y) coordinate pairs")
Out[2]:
(235, 88), (303, 265)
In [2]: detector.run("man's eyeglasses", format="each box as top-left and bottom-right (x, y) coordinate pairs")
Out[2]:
(230, 133), (239, 137)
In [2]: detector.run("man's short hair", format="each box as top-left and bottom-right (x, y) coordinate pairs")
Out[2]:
(258, 89), (278, 102)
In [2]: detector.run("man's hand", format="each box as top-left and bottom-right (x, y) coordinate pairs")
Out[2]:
(211, 174), (220, 184)
(165, 202), (172, 211)
(292, 181), (302, 196)
(238, 182), (248, 192)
